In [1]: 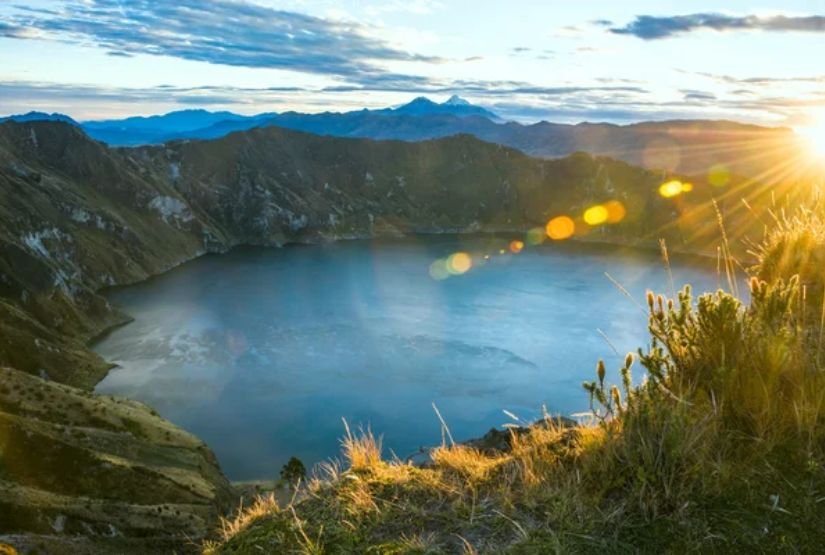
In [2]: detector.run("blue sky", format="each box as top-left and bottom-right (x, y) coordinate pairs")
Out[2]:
(1, 0), (824, 125)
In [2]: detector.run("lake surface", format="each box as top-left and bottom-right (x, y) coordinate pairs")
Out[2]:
(94, 236), (719, 480)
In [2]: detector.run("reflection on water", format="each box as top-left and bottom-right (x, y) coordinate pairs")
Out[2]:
(94, 236), (719, 480)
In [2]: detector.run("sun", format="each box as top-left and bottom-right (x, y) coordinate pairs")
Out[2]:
(799, 112), (825, 158)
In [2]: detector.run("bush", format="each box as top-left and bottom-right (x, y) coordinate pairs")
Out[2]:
(280, 457), (307, 487)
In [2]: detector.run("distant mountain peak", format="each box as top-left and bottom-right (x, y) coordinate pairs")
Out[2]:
(407, 96), (438, 106)
(392, 96), (499, 120)
(444, 95), (470, 106)
(0, 111), (78, 126)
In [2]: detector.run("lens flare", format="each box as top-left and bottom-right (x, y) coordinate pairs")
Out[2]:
(604, 200), (626, 223)
(583, 205), (609, 226)
(659, 180), (686, 198)
(546, 216), (575, 240)
(447, 252), (472, 275)
(708, 164), (730, 187)
(526, 227), (545, 245)
(429, 259), (450, 280)
(509, 240), (524, 253)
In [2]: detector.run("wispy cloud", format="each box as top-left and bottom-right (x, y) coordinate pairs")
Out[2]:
(0, 20), (32, 38)
(0, 0), (443, 84)
(690, 71), (825, 85)
(681, 90), (717, 102)
(611, 13), (825, 40)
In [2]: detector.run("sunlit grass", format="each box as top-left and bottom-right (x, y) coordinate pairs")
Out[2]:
(211, 202), (825, 554)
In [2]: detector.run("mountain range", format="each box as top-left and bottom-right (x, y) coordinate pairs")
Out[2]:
(0, 117), (797, 550)
(2, 97), (809, 182)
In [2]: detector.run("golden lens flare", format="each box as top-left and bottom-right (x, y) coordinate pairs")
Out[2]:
(583, 205), (609, 226)
(659, 180), (686, 198)
(446, 252), (472, 275)
(708, 164), (730, 187)
(509, 240), (524, 253)
(604, 200), (627, 223)
(525, 227), (545, 245)
(546, 216), (575, 240)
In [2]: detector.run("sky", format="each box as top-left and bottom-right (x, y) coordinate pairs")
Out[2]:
(1, 0), (825, 125)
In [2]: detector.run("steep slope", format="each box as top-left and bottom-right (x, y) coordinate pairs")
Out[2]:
(0, 122), (217, 386)
(0, 366), (233, 552)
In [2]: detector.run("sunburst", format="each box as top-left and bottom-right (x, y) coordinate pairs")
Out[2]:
(798, 111), (825, 158)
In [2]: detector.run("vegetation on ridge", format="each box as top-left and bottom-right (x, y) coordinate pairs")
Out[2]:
(210, 200), (825, 554)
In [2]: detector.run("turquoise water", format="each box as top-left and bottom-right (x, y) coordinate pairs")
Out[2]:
(94, 236), (719, 480)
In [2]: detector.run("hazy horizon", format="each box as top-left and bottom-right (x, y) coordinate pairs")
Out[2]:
(2, 1), (825, 130)
(0, 95), (799, 128)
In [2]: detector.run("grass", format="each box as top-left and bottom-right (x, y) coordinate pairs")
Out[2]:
(208, 203), (825, 554)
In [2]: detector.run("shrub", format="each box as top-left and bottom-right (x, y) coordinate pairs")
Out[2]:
(280, 457), (307, 487)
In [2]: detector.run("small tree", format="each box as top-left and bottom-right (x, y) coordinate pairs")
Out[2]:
(279, 456), (306, 487)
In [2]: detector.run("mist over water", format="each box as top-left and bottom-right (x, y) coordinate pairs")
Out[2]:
(94, 236), (719, 480)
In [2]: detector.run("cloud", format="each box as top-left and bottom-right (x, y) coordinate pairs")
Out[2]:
(682, 91), (717, 102)
(0, 20), (29, 38)
(0, 0), (443, 84)
(510, 47), (554, 60)
(611, 13), (825, 39)
(697, 72), (825, 85)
